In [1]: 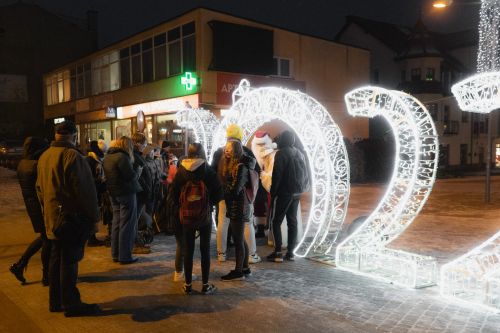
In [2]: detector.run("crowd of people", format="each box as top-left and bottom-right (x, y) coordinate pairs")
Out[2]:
(8, 120), (309, 317)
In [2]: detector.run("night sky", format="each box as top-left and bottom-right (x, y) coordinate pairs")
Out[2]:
(4, 0), (480, 47)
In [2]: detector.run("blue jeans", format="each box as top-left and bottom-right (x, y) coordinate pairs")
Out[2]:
(111, 193), (137, 262)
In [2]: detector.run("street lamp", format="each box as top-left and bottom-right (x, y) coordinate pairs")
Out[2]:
(432, 0), (452, 8)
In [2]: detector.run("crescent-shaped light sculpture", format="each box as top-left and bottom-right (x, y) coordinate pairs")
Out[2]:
(336, 86), (439, 288)
(209, 80), (350, 257)
(175, 108), (221, 156)
(442, 71), (500, 311)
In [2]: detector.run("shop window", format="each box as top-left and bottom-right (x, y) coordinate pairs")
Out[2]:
(114, 119), (131, 139)
(411, 68), (421, 81)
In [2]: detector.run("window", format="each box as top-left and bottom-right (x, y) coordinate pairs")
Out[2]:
(461, 111), (469, 123)
(168, 27), (181, 76)
(45, 70), (71, 105)
(142, 39), (153, 83)
(411, 68), (421, 81)
(426, 103), (438, 121)
(272, 57), (292, 78)
(120, 47), (130, 88)
(131, 43), (142, 85)
(443, 105), (450, 123)
(426, 68), (435, 81)
(154, 33), (167, 80)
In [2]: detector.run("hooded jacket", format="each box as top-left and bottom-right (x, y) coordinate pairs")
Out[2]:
(17, 137), (48, 233)
(103, 147), (142, 198)
(270, 131), (303, 197)
(36, 140), (99, 240)
(224, 153), (257, 223)
(170, 158), (223, 227)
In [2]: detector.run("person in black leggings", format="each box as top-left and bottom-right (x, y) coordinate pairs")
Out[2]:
(170, 143), (222, 294)
(219, 140), (257, 281)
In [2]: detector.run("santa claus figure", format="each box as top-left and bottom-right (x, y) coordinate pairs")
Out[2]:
(251, 131), (303, 248)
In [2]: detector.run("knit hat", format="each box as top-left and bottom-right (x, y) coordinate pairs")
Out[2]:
(226, 124), (243, 141)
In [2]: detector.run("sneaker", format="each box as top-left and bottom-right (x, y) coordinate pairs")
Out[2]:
(9, 262), (26, 284)
(284, 252), (295, 261)
(242, 268), (252, 277)
(248, 253), (262, 264)
(133, 246), (152, 254)
(183, 284), (192, 294)
(64, 303), (101, 317)
(201, 283), (217, 295)
(173, 271), (184, 282)
(217, 252), (226, 262)
(266, 252), (283, 263)
(220, 270), (245, 282)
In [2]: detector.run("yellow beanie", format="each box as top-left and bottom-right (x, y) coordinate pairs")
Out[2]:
(226, 123), (243, 141)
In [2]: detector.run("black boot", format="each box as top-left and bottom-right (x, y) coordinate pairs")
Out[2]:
(9, 260), (27, 284)
(256, 225), (266, 238)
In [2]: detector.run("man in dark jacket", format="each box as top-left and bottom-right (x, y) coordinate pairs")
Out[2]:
(267, 130), (303, 263)
(36, 121), (100, 316)
(10, 137), (49, 285)
(131, 132), (153, 254)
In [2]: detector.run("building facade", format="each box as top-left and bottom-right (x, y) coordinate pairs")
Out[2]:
(0, 2), (97, 140)
(42, 7), (369, 151)
(336, 15), (499, 170)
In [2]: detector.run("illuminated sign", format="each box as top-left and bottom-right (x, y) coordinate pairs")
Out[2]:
(53, 117), (65, 124)
(181, 72), (197, 90)
(116, 95), (199, 119)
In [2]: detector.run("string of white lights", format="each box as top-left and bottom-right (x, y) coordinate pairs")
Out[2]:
(443, 69), (500, 311)
(336, 86), (439, 288)
(209, 80), (350, 257)
(175, 108), (220, 156)
(477, 0), (500, 72)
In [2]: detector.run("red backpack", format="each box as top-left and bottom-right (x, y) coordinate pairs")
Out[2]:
(179, 179), (209, 227)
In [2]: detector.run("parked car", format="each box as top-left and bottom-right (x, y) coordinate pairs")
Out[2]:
(0, 140), (23, 169)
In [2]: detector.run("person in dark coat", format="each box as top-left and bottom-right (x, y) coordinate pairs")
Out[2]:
(86, 140), (106, 246)
(267, 130), (303, 262)
(36, 121), (100, 316)
(170, 143), (222, 294)
(9, 137), (50, 285)
(219, 140), (256, 281)
(103, 136), (142, 264)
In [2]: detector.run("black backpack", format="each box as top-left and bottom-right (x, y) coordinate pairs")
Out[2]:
(291, 148), (310, 193)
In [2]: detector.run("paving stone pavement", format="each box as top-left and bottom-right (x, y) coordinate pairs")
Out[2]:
(1, 167), (500, 333)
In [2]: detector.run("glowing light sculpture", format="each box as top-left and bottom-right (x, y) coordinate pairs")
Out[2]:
(441, 0), (500, 312)
(210, 80), (350, 257)
(336, 86), (439, 288)
(176, 108), (220, 157)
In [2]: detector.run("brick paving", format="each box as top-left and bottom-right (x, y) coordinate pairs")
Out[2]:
(1, 167), (500, 332)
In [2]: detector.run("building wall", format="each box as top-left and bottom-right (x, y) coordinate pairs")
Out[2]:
(0, 3), (96, 139)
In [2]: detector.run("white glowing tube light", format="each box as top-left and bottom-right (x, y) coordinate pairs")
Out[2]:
(441, 231), (500, 312)
(477, 0), (500, 72)
(451, 72), (500, 113)
(210, 80), (350, 257)
(336, 86), (439, 288)
(176, 108), (220, 157)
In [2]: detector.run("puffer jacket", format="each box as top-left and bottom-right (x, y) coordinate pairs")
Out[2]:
(270, 131), (303, 197)
(171, 158), (223, 227)
(17, 137), (48, 233)
(36, 140), (99, 240)
(103, 147), (142, 198)
(224, 153), (256, 223)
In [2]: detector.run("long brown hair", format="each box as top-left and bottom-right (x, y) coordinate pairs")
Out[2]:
(115, 136), (135, 163)
(218, 140), (243, 184)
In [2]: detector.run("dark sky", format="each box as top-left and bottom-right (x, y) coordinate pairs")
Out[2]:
(6, 0), (480, 47)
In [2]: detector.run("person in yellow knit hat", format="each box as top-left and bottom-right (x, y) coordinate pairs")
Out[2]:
(210, 124), (261, 265)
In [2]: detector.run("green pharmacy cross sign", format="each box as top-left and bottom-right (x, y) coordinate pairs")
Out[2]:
(181, 72), (197, 91)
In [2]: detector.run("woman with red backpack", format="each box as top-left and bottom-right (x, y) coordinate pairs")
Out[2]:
(170, 143), (222, 294)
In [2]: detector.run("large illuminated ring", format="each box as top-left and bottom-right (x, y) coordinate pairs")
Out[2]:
(210, 80), (350, 257)
(441, 72), (500, 311)
(176, 108), (220, 156)
(336, 86), (439, 288)
(451, 72), (500, 113)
